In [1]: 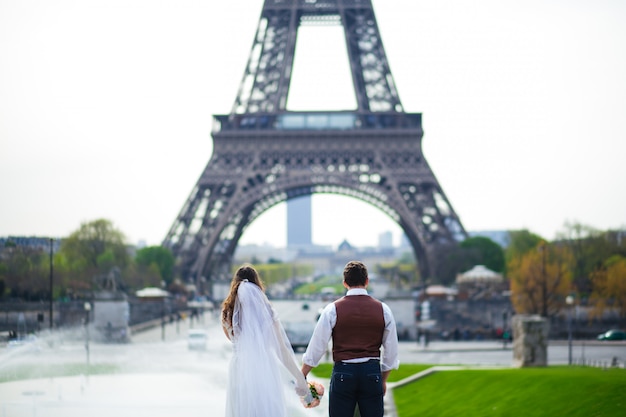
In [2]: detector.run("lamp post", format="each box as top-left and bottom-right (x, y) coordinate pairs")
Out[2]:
(161, 307), (166, 341)
(49, 238), (54, 330)
(84, 302), (91, 371)
(502, 310), (508, 349)
(566, 295), (574, 365)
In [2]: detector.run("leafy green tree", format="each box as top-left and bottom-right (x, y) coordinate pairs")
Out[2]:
(460, 236), (505, 272)
(0, 245), (50, 300)
(53, 251), (91, 298)
(61, 219), (129, 269)
(135, 246), (175, 286)
(433, 237), (505, 286)
(58, 219), (130, 293)
(434, 245), (468, 286)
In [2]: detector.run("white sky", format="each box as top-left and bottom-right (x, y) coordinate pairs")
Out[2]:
(1, 0), (625, 249)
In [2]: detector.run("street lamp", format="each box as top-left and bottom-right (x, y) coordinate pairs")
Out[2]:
(502, 310), (508, 349)
(566, 295), (574, 365)
(161, 307), (166, 341)
(84, 302), (91, 371)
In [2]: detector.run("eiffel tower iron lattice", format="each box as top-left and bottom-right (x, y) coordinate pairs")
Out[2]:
(163, 0), (467, 285)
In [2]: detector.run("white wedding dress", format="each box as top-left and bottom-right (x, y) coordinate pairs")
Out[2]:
(223, 281), (308, 417)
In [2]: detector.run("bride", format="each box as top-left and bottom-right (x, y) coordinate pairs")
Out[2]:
(221, 264), (310, 417)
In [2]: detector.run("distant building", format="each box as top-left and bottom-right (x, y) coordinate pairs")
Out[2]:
(456, 265), (504, 285)
(287, 196), (312, 248)
(289, 239), (398, 276)
(0, 236), (61, 253)
(234, 244), (297, 263)
(378, 231), (393, 248)
(456, 265), (508, 301)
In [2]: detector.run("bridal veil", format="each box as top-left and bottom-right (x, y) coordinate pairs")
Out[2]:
(225, 281), (308, 417)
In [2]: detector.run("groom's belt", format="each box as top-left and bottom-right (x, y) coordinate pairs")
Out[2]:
(335, 358), (380, 365)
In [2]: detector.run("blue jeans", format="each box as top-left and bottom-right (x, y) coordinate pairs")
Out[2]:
(329, 359), (383, 417)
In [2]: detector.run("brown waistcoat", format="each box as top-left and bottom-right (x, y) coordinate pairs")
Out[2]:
(332, 295), (385, 362)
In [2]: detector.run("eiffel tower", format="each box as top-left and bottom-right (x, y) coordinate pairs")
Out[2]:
(163, 0), (467, 286)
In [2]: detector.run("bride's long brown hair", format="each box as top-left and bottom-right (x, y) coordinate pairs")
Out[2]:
(221, 264), (266, 328)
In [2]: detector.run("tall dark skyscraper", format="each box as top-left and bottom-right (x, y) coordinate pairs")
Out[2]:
(287, 196), (312, 247)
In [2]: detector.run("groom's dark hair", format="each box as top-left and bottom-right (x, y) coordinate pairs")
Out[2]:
(343, 261), (368, 287)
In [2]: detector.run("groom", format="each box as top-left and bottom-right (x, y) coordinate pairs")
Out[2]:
(301, 261), (399, 417)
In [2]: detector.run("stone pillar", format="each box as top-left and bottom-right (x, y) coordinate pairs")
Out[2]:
(512, 315), (549, 367)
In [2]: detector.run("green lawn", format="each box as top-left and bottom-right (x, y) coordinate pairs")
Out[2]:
(393, 366), (626, 417)
(294, 274), (344, 296)
(310, 364), (626, 417)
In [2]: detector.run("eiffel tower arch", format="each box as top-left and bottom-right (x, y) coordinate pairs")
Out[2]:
(163, 0), (467, 287)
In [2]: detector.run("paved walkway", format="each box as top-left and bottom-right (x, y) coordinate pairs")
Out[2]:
(0, 372), (330, 417)
(0, 318), (328, 417)
(5, 318), (620, 417)
(0, 373), (220, 417)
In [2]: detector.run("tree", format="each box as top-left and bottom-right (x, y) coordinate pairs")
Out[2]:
(433, 245), (467, 286)
(124, 262), (162, 291)
(61, 219), (129, 269)
(0, 245), (50, 300)
(58, 219), (130, 292)
(377, 262), (419, 290)
(556, 221), (625, 296)
(509, 241), (573, 317)
(134, 246), (175, 286)
(433, 237), (504, 286)
(460, 236), (505, 272)
(245, 263), (314, 287)
(505, 229), (543, 259)
(589, 255), (626, 327)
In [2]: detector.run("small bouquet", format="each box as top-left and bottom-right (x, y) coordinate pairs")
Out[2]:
(301, 380), (325, 408)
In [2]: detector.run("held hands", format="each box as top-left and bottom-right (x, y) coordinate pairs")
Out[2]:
(294, 379), (309, 397)
(293, 370), (324, 408)
(300, 381), (324, 408)
(301, 390), (315, 405)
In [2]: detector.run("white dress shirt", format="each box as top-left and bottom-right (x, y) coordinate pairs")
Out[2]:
(302, 288), (400, 372)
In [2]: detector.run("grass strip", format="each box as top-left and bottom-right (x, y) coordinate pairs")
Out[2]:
(393, 366), (626, 417)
